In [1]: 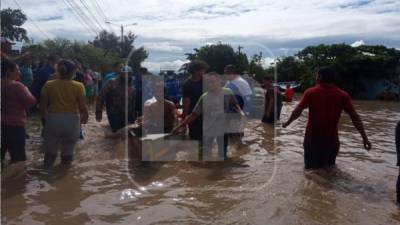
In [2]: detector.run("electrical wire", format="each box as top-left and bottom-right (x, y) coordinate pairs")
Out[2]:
(11, 0), (51, 40)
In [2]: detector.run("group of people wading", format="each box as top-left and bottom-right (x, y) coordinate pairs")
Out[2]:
(1, 55), (400, 204)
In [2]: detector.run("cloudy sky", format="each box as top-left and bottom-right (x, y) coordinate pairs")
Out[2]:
(2, 0), (400, 72)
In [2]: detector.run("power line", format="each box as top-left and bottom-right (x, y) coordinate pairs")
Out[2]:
(91, 0), (113, 31)
(78, 0), (105, 31)
(61, 0), (98, 36)
(91, 0), (108, 22)
(11, 0), (51, 40)
(68, 0), (102, 34)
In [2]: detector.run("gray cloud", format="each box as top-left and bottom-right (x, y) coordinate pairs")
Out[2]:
(2, 0), (398, 72)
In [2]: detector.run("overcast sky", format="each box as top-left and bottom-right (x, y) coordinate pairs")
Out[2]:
(2, 0), (400, 72)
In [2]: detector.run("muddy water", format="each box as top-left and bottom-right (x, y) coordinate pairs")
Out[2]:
(1, 99), (400, 225)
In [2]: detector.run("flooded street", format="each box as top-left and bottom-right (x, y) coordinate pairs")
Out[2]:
(1, 99), (400, 225)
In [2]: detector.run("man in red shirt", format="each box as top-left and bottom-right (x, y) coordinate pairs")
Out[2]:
(282, 66), (371, 169)
(284, 84), (294, 102)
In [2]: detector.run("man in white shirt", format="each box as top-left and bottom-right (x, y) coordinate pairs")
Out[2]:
(224, 65), (253, 138)
(224, 65), (253, 116)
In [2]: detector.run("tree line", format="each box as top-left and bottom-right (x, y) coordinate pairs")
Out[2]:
(185, 43), (400, 97)
(2, 7), (399, 98)
(1, 8), (148, 72)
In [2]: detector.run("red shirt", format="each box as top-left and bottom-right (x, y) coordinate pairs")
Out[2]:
(298, 84), (354, 150)
(284, 88), (294, 102)
(1, 81), (36, 126)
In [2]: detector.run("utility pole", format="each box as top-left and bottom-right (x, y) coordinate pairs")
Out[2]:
(237, 45), (244, 73)
(105, 21), (138, 43)
(238, 45), (243, 55)
(121, 24), (123, 42)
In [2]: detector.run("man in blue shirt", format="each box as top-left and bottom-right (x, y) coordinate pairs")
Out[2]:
(165, 71), (183, 105)
(30, 54), (59, 101)
(102, 62), (123, 89)
(224, 65), (253, 116)
(19, 56), (34, 88)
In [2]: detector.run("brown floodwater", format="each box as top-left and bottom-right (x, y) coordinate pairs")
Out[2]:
(1, 98), (400, 225)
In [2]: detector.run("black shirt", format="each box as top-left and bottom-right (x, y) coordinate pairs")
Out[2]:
(182, 78), (203, 113)
(182, 78), (203, 139)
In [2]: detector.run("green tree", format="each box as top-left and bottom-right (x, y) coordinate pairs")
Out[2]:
(236, 48), (249, 74)
(23, 38), (121, 72)
(1, 8), (28, 41)
(90, 30), (148, 71)
(282, 43), (400, 95)
(185, 42), (244, 74)
(275, 56), (309, 82)
(248, 52), (266, 82)
(90, 30), (119, 56)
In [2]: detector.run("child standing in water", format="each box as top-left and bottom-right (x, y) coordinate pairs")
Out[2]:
(40, 60), (89, 168)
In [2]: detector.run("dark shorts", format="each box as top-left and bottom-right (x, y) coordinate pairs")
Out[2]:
(189, 118), (203, 141)
(303, 145), (339, 169)
(1, 125), (27, 162)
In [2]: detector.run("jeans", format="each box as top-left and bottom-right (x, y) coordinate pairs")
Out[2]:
(201, 135), (228, 161)
(1, 125), (27, 163)
(43, 113), (80, 166)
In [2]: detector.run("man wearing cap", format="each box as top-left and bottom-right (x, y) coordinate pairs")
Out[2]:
(96, 65), (136, 132)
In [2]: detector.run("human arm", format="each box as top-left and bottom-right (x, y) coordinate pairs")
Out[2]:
(282, 90), (309, 128)
(182, 97), (191, 118)
(173, 94), (202, 134)
(229, 93), (245, 116)
(282, 105), (305, 128)
(242, 95), (252, 116)
(8, 52), (31, 62)
(172, 113), (199, 134)
(18, 83), (36, 108)
(77, 89), (89, 124)
(344, 97), (371, 150)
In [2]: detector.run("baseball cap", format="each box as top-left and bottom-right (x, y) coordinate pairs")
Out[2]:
(121, 66), (133, 73)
